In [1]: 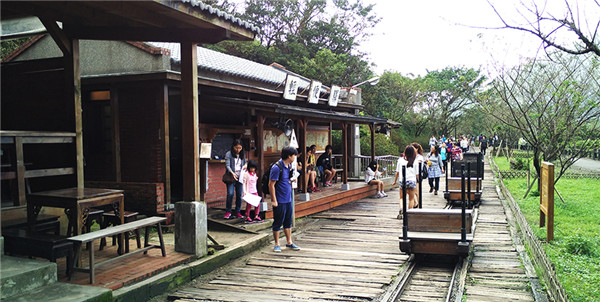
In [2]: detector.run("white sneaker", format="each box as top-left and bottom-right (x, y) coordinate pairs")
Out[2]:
(377, 192), (384, 198)
(381, 192), (388, 197)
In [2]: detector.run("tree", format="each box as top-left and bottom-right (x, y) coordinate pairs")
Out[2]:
(204, 0), (380, 87)
(421, 67), (486, 137)
(489, 0), (600, 57)
(481, 52), (600, 183)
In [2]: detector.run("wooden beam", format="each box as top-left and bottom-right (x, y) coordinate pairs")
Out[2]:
(66, 26), (232, 43)
(39, 18), (71, 56)
(180, 42), (200, 201)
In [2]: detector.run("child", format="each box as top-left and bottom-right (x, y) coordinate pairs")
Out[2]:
(242, 160), (262, 223)
(365, 160), (387, 198)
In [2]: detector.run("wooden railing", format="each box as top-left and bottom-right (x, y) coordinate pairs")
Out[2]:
(1, 130), (76, 206)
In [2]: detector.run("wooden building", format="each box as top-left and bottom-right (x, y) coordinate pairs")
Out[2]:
(1, 0), (258, 229)
(3, 35), (385, 220)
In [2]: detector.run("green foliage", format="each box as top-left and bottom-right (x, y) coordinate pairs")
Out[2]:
(359, 131), (401, 156)
(206, 0), (380, 87)
(510, 158), (528, 170)
(421, 67), (486, 136)
(1, 37), (29, 60)
(502, 177), (600, 302)
(564, 233), (598, 257)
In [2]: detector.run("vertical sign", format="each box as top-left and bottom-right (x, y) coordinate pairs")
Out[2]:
(540, 161), (554, 241)
(308, 80), (322, 104)
(283, 75), (299, 100)
(328, 85), (341, 106)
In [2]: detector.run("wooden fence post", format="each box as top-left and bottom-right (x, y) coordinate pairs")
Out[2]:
(540, 162), (554, 242)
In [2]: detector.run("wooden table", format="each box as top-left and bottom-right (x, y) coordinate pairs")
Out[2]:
(27, 187), (125, 254)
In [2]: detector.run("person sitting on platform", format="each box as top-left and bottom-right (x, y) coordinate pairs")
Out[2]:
(317, 145), (337, 187)
(365, 160), (387, 198)
(298, 145), (319, 193)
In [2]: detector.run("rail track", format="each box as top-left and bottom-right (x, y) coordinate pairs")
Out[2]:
(382, 255), (465, 302)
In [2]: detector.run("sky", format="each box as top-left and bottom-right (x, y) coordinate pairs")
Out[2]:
(360, 0), (599, 77)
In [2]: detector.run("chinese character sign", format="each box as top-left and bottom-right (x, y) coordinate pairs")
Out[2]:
(283, 75), (299, 100)
(308, 81), (322, 104)
(328, 85), (340, 106)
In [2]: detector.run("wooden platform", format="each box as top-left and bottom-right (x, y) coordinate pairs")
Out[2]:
(263, 181), (379, 219)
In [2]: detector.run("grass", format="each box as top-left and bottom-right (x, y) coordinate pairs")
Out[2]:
(497, 155), (600, 302)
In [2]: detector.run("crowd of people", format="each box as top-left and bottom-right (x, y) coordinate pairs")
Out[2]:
(221, 133), (498, 251)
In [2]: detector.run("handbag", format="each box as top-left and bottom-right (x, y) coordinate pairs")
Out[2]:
(259, 201), (269, 212)
(222, 170), (235, 184)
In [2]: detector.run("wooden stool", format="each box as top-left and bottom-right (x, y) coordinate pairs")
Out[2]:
(99, 211), (141, 253)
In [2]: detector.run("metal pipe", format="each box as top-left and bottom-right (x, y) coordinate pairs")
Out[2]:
(461, 164), (466, 242)
(418, 161), (423, 209)
(402, 166), (408, 239)
(467, 162), (472, 207)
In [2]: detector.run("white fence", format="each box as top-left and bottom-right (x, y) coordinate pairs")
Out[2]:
(332, 154), (399, 180)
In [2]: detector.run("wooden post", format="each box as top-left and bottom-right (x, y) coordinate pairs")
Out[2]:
(14, 137), (26, 205)
(341, 122), (348, 184)
(299, 120), (308, 191)
(180, 42), (200, 202)
(160, 83), (171, 204)
(257, 114), (265, 195)
(540, 162), (555, 241)
(369, 123), (375, 161)
(110, 86), (121, 182)
(65, 38), (83, 190)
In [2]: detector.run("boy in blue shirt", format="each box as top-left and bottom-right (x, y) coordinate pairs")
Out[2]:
(269, 146), (301, 252)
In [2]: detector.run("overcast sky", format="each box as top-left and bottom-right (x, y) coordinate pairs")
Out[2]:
(360, 0), (599, 77)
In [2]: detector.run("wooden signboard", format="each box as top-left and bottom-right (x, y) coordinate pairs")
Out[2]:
(540, 162), (554, 241)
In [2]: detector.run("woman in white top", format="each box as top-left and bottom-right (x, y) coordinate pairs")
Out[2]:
(392, 145), (419, 212)
(365, 160), (387, 198)
(412, 142), (425, 201)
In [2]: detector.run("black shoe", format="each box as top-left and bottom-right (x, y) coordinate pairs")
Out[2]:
(429, 187), (434, 193)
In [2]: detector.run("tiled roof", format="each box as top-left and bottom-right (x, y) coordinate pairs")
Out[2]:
(148, 42), (313, 89)
(181, 0), (259, 33)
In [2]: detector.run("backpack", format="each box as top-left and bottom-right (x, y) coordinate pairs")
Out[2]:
(261, 161), (285, 195)
(420, 161), (429, 179)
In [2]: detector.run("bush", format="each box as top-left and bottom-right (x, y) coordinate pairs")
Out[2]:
(360, 132), (401, 156)
(510, 157), (528, 170)
(564, 234), (598, 257)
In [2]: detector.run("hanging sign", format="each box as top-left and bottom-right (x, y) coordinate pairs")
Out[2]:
(283, 75), (299, 100)
(288, 129), (299, 148)
(328, 85), (341, 106)
(308, 80), (322, 104)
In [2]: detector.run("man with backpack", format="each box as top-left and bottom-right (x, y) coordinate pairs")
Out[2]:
(268, 146), (301, 252)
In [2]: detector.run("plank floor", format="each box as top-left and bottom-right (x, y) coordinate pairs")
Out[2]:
(169, 152), (538, 301)
(464, 157), (535, 302)
(171, 186), (410, 301)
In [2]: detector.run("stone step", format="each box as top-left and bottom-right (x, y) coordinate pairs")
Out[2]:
(5, 280), (112, 302)
(1, 255), (57, 299)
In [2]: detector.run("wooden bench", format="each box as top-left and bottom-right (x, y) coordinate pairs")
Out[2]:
(68, 216), (166, 284)
(3, 228), (73, 276)
(400, 208), (474, 256)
